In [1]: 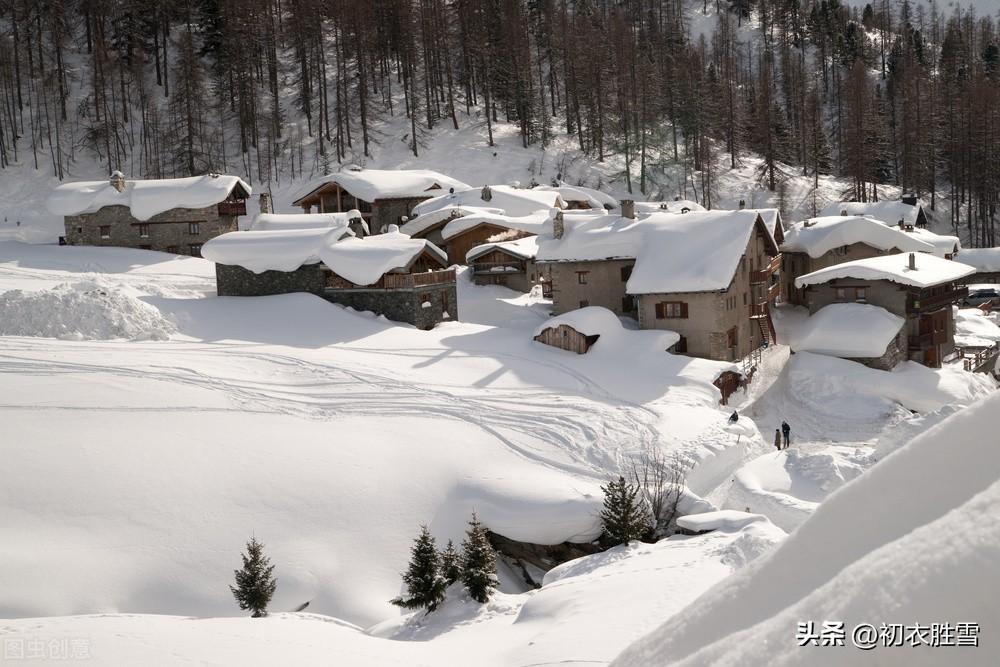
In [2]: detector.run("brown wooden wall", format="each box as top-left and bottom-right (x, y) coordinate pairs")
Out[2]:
(447, 224), (517, 265)
(533, 324), (597, 354)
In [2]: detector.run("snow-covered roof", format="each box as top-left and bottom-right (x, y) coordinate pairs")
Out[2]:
(627, 210), (772, 294)
(795, 253), (977, 289)
(820, 199), (923, 226)
(441, 209), (553, 241)
(635, 200), (706, 214)
(781, 216), (935, 258)
(902, 227), (960, 257)
(202, 226), (445, 286)
(955, 247), (1000, 272)
(412, 184), (565, 219)
(535, 212), (647, 262)
(47, 174), (251, 221)
(955, 308), (1000, 348)
(533, 306), (680, 349)
(397, 205), (503, 238)
(791, 303), (905, 358)
(250, 212), (357, 232)
(292, 169), (469, 205)
(676, 511), (770, 533)
(466, 235), (540, 263)
(533, 183), (617, 210)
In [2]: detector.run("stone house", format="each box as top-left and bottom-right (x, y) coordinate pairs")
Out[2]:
(204, 225), (456, 329)
(48, 172), (251, 256)
(291, 168), (470, 235)
(780, 216), (937, 305)
(628, 211), (781, 362)
(795, 253), (976, 367)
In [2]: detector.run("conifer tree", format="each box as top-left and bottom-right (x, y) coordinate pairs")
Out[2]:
(230, 536), (277, 618)
(460, 513), (498, 603)
(391, 525), (447, 612)
(600, 475), (651, 546)
(440, 539), (461, 586)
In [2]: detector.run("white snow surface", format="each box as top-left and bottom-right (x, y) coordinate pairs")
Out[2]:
(46, 174), (250, 221)
(787, 302), (904, 358)
(533, 306), (681, 352)
(954, 307), (1000, 348)
(533, 183), (618, 209)
(249, 211), (355, 232)
(441, 209), (553, 241)
(780, 215), (935, 257)
(795, 252), (976, 289)
(412, 184), (564, 219)
(903, 226), (962, 258)
(611, 390), (1000, 667)
(955, 247), (1000, 272)
(536, 211), (646, 262)
(675, 510), (771, 533)
(398, 205), (503, 237)
(317, 230), (447, 285)
(819, 199), (923, 226)
(466, 235), (540, 262)
(626, 210), (767, 294)
(293, 168), (469, 204)
(634, 199), (706, 214)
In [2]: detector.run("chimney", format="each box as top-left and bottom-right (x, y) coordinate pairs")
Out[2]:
(840, 209), (848, 216)
(110, 171), (125, 193)
(898, 219), (905, 229)
(902, 193), (918, 206)
(553, 210), (565, 239)
(620, 199), (635, 220)
(738, 199), (746, 209)
(909, 253), (916, 270)
(259, 192), (273, 214)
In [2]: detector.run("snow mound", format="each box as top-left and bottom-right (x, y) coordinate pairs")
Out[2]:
(789, 302), (904, 358)
(611, 390), (1000, 667)
(675, 510), (770, 533)
(0, 280), (175, 340)
(954, 308), (1000, 348)
(533, 306), (680, 351)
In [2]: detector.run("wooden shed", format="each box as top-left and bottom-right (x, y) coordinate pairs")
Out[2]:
(533, 323), (600, 354)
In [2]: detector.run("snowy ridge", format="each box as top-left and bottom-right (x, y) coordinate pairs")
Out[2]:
(441, 209), (553, 241)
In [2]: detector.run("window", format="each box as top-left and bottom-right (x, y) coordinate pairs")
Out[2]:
(622, 296), (635, 313)
(620, 265), (633, 282)
(99, 225), (111, 239)
(189, 244), (203, 257)
(188, 222), (201, 235)
(579, 300), (589, 308)
(727, 326), (738, 349)
(166, 245), (179, 254)
(577, 271), (590, 285)
(76, 226), (83, 234)
(655, 301), (688, 319)
(138, 224), (150, 238)
(743, 292), (747, 306)
(836, 287), (867, 302)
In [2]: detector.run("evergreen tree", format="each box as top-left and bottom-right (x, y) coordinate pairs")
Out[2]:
(460, 513), (498, 604)
(230, 536), (277, 618)
(600, 475), (651, 546)
(391, 525), (447, 612)
(440, 539), (461, 586)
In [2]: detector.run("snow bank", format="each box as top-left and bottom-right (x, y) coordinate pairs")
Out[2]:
(955, 308), (1000, 348)
(611, 390), (1000, 667)
(781, 215), (934, 257)
(627, 210), (771, 294)
(788, 352), (993, 417)
(293, 168), (469, 204)
(0, 279), (175, 340)
(789, 302), (904, 358)
(46, 174), (250, 221)
(675, 510), (770, 533)
(795, 252), (976, 289)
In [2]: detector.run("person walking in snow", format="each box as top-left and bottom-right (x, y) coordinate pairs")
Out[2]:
(774, 429), (782, 452)
(781, 421), (791, 449)
(729, 410), (739, 424)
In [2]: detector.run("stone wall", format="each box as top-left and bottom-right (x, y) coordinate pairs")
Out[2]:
(848, 328), (908, 370)
(544, 259), (636, 315)
(216, 263), (325, 297)
(372, 197), (428, 234)
(64, 204), (240, 255)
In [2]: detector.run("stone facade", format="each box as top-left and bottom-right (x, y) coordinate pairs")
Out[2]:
(64, 204), (240, 256)
(845, 328), (908, 370)
(544, 259), (637, 316)
(373, 197), (427, 235)
(783, 243), (898, 305)
(214, 263), (457, 329)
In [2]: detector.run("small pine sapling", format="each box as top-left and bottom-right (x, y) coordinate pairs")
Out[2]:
(600, 475), (652, 546)
(391, 525), (447, 612)
(230, 536), (278, 618)
(460, 513), (498, 603)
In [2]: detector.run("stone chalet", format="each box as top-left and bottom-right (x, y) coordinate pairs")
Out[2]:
(781, 215), (937, 306)
(291, 168), (470, 235)
(48, 172), (251, 256)
(795, 253), (977, 367)
(536, 205), (782, 363)
(203, 225), (456, 330)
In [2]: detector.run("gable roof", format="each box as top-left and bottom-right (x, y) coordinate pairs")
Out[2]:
(819, 200), (923, 226)
(781, 216), (936, 258)
(532, 183), (618, 210)
(466, 235), (540, 263)
(292, 169), (469, 206)
(47, 174), (251, 221)
(626, 210), (773, 294)
(412, 184), (565, 219)
(398, 205), (504, 238)
(202, 227), (446, 286)
(795, 253), (977, 289)
(441, 210), (553, 241)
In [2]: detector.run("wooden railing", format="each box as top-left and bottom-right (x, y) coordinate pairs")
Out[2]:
(217, 201), (247, 216)
(960, 343), (1000, 373)
(749, 255), (782, 284)
(381, 268), (456, 289)
(908, 330), (948, 348)
(907, 286), (968, 313)
(749, 303), (769, 318)
(472, 261), (526, 274)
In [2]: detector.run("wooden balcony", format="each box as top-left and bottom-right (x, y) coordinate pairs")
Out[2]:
(326, 268), (456, 290)
(908, 330), (949, 348)
(217, 201), (247, 217)
(907, 286), (968, 313)
(749, 254), (782, 284)
(749, 303), (769, 319)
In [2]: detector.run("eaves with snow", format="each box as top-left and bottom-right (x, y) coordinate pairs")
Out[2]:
(291, 168), (470, 206)
(412, 184), (565, 219)
(954, 247), (1000, 273)
(46, 174), (251, 221)
(794, 253), (976, 290)
(441, 209), (554, 241)
(781, 215), (936, 258)
(466, 235), (540, 263)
